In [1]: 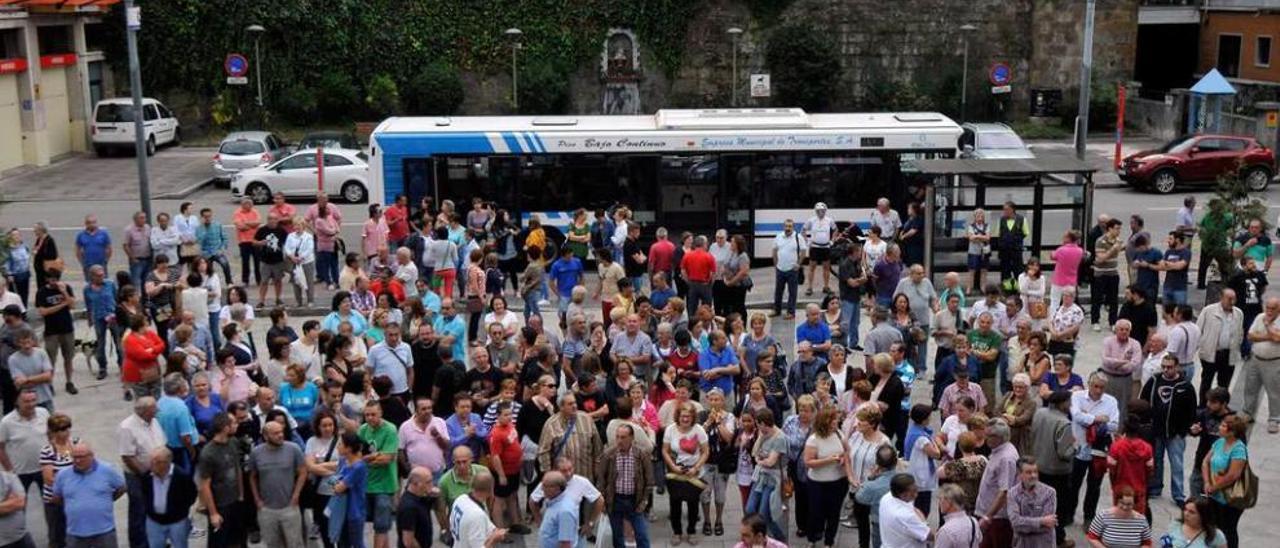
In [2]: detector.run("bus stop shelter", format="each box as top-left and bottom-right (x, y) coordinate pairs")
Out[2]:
(908, 154), (1096, 285)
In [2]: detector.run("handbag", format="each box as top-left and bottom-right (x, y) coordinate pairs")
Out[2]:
(43, 257), (64, 273)
(466, 294), (484, 314)
(180, 241), (200, 260)
(794, 233), (806, 285)
(1225, 460), (1259, 510)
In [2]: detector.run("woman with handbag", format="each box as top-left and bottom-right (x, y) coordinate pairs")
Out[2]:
(305, 411), (341, 548)
(1202, 414), (1251, 548)
(663, 401), (710, 545)
(720, 235), (752, 321)
(744, 408), (787, 542)
(122, 314), (164, 400)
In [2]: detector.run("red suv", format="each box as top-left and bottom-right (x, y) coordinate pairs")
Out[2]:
(1118, 134), (1275, 194)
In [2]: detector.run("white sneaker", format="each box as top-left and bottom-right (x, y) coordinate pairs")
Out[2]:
(537, 299), (551, 307)
(1092, 324), (1102, 332)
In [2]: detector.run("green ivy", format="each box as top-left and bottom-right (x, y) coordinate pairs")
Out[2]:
(765, 23), (842, 112)
(103, 1), (700, 122)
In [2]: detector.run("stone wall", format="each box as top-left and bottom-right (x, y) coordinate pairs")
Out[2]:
(448, 0), (1139, 119)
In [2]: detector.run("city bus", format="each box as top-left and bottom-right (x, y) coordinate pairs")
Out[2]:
(369, 108), (962, 256)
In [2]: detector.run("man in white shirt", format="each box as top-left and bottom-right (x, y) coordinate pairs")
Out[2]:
(771, 219), (807, 320)
(450, 470), (507, 548)
(1139, 333), (1170, 387)
(149, 212), (183, 266)
(1068, 373), (1119, 525)
(394, 247), (420, 299)
(368, 323), (414, 399)
(1197, 290), (1243, 402)
(879, 473), (931, 548)
(870, 198), (902, 241)
(528, 456), (604, 523)
(804, 202), (837, 296)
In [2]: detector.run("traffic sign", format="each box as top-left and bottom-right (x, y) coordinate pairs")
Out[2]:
(1267, 111), (1278, 128)
(988, 62), (1012, 86)
(750, 74), (770, 98)
(227, 76), (248, 85)
(991, 85), (1012, 94)
(224, 53), (249, 78)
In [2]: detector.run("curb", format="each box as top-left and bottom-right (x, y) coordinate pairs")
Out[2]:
(154, 178), (216, 199)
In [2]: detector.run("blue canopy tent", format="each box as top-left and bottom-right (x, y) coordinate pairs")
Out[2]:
(1187, 69), (1237, 133)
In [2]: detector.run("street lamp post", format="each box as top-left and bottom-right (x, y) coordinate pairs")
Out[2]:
(123, 0), (150, 220)
(727, 27), (743, 107)
(246, 24), (265, 111)
(505, 28), (523, 112)
(959, 24), (977, 123)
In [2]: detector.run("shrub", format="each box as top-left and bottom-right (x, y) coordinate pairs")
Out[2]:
(517, 61), (571, 114)
(274, 82), (318, 126)
(364, 74), (401, 119)
(404, 62), (465, 115)
(765, 23), (842, 112)
(315, 73), (361, 122)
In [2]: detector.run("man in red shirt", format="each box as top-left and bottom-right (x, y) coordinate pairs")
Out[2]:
(386, 193), (411, 250)
(680, 235), (716, 317)
(648, 226), (676, 281)
(268, 192), (296, 232)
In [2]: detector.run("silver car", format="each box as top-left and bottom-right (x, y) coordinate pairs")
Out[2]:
(959, 123), (1035, 160)
(213, 131), (291, 180)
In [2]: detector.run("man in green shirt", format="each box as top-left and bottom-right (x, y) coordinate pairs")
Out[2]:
(966, 312), (1004, 411)
(438, 446), (489, 507)
(358, 401), (399, 548)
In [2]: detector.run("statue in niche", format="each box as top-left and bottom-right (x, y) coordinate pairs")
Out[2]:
(601, 28), (641, 114)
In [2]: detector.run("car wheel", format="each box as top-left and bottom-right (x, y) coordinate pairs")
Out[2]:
(172, 127), (182, 146)
(1244, 166), (1271, 191)
(145, 136), (156, 156)
(1150, 169), (1177, 194)
(342, 181), (368, 203)
(247, 183), (272, 205)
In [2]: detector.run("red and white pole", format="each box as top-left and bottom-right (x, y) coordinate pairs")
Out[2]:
(1114, 83), (1126, 170)
(316, 145), (325, 192)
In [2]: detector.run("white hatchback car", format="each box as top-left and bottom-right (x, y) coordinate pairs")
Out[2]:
(91, 98), (181, 156)
(230, 148), (370, 204)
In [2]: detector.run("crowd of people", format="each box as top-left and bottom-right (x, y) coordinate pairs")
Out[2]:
(0, 191), (1268, 548)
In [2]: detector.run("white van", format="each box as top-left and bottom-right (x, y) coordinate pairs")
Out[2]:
(91, 98), (181, 156)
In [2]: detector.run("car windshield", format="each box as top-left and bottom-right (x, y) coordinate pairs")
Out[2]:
(1159, 135), (1197, 153)
(95, 104), (135, 123)
(219, 140), (265, 155)
(300, 135), (356, 149)
(980, 132), (1026, 149)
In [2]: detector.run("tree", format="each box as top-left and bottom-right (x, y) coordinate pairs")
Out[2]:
(765, 23), (842, 111)
(404, 62), (465, 115)
(1200, 162), (1269, 284)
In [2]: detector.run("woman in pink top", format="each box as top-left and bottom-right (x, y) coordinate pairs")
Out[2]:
(361, 204), (389, 260)
(1049, 229), (1085, 312)
(312, 201), (342, 290)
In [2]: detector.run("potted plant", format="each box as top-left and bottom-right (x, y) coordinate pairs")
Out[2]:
(1199, 162), (1270, 301)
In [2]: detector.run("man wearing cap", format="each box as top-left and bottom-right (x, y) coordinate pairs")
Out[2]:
(804, 202), (837, 297)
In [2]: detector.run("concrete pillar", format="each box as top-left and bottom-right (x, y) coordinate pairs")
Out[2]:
(69, 19), (90, 153)
(17, 22), (48, 167)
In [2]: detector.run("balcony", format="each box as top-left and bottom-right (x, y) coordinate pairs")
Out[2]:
(1139, 0), (1201, 24)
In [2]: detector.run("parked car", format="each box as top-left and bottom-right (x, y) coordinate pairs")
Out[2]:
(297, 130), (361, 151)
(213, 131), (291, 181)
(959, 123), (1035, 160)
(230, 148), (370, 204)
(1119, 134), (1275, 193)
(91, 98), (180, 157)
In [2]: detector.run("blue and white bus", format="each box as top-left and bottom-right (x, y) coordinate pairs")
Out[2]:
(369, 109), (962, 256)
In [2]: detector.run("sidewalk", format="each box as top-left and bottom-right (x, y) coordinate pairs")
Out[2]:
(0, 146), (216, 202)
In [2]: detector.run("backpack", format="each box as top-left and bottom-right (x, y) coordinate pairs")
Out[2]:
(485, 267), (506, 295)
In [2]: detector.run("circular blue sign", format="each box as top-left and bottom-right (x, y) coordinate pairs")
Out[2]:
(989, 63), (1012, 86)
(225, 54), (249, 77)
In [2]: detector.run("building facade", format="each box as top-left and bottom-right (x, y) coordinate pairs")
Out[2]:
(0, 1), (116, 174)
